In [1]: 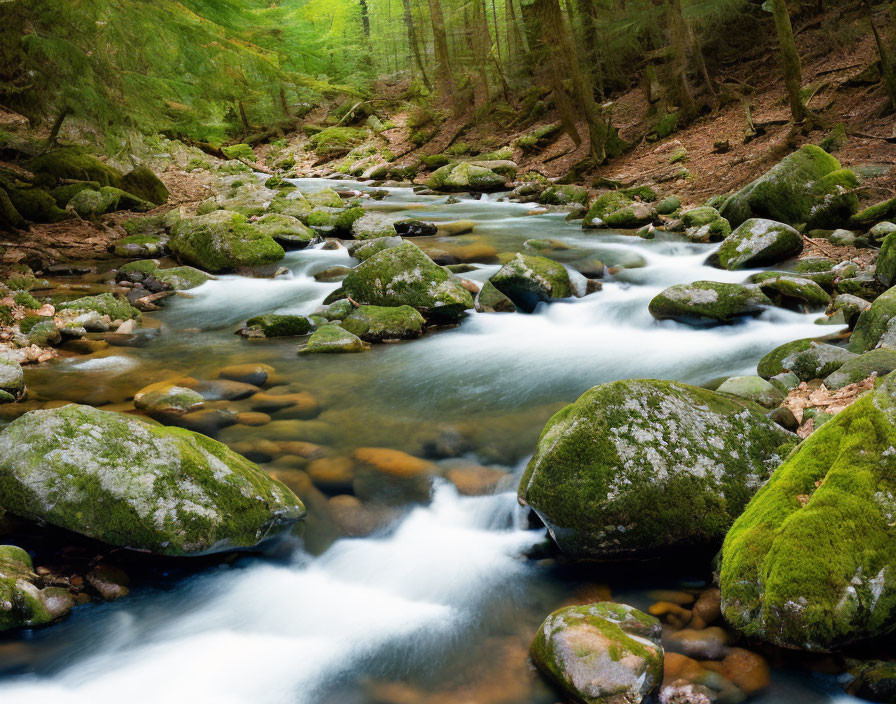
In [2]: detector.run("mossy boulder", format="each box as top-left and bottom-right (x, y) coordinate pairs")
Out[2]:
(121, 166), (168, 206)
(340, 305), (425, 342)
(342, 242), (474, 321)
(475, 280), (516, 313)
(583, 192), (633, 228)
(134, 382), (205, 418)
(823, 348), (896, 390)
(720, 374), (896, 651)
(112, 233), (169, 257)
(789, 342), (856, 381)
(0, 187), (25, 230)
(426, 162), (507, 191)
(27, 149), (123, 187)
(298, 324), (369, 354)
(6, 187), (69, 223)
(0, 545), (74, 631)
(352, 236), (403, 262)
(870, 221), (896, 245)
(243, 314), (311, 338)
(305, 188), (344, 209)
(850, 286), (896, 353)
(50, 181), (99, 209)
(308, 127), (367, 156)
(717, 219), (803, 270)
(254, 213), (315, 249)
(57, 292), (140, 322)
(757, 338), (820, 379)
(602, 202), (657, 230)
(68, 186), (154, 218)
(530, 602), (663, 704)
(757, 276), (831, 310)
(539, 185), (589, 206)
(519, 379), (792, 559)
(0, 405), (305, 556)
(119, 260), (209, 291)
(717, 375), (785, 409)
(853, 199), (896, 227)
(847, 661), (896, 702)
(169, 211), (284, 274)
(352, 212), (399, 240)
(332, 206), (365, 236)
(876, 233), (896, 288)
(720, 145), (854, 228)
(489, 253), (572, 313)
(648, 282), (772, 325)
(681, 207), (731, 243)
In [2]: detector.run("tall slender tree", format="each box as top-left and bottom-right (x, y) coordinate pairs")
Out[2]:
(428, 0), (456, 100)
(769, 0), (805, 122)
(402, 0), (433, 90)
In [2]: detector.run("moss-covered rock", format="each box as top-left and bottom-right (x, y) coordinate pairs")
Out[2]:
(0, 357), (25, 400)
(308, 127), (367, 156)
(853, 199), (896, 227)
(847, 661), (896, 702)
(655, 195), (681, 215)
(134, 382), (205, 417)
(426, 162), (507, 191)
(340, 304), (425, 342)
(539, 185), (590, 206)
(0, 187), (25, 230)
(519, 379), (792, 559)
(113, 232), (169, 257)
(720, 374), (896, 651)
(0, 545), (74, 631)
(352, 212), (399, 240)
(717, 375), (785, 409)
(68, 186), (154, 218)
(717, 219), (803, 270)
(7, 187), (69, 223)
(27, 149), (123, 187)
(489, 253), (572, 313)
(298, 324), (369, 354)
(332, 206), (365, 236)
(583, 192), (633, 228)
(305, 188), (344, 209)
(823, 348), (896, 390)
(790, 342), (856, 381)
(870, 221), (896, 245)
(342, 242), (473, 321)
(808, 169), (860, 230)
(0, 405), (305, 556)
(602, 202), (658, 230)
(681, 207), (731, 243)
(757, 275), (831, 310)
(57, 292), (140, 322)
(876, 233), (896, 289)
(648, 282), (772, 325)
(530, 602), (663, 704)
(119, 260), (209, 291)
(475, 280), (516, 313)
(850, 286), (896, 353)
(169, 211), (284, 274)
(351, 236), (403, 262)
(720, 145), (853, 228)
(121, 166), (168, 206)
(254, 213), (315, 249)
(50, 181), (99, 209)
(243, 314), (311, 338)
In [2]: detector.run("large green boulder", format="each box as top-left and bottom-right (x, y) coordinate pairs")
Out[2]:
(717, 375), (784, 408)
(352, 212), (399, 240)
(530, 602), (663, 704)
(757, 275), (831, 310)
(0, 405), (305, 556)
(717, 219), (803, 270)
(680, 207), (731, 243)
(489, 253), (572, 313)
(254, 213), (315, 249)
(877, 233), (896, 288)
(121, 166), (169, 205)
(720, 375), (896, 651)
(0, 545), (74, 631)
(340, 305), (425, 342)
(583, 192), (633, 228)
(539, 185), (589, 206)
(342, 242), (473, 321)
(244, 314), (311, 338)
(305, 188), (344, 209)
(298, 324), (369, 354)
(0, 187), (25, 230)
(823, 348), (896, 390)
(6, 187), (69, 223)
(426, 162), (507, 191)
(648, 281), (772, 325)
(57, 292), (140, 322)
(68, 187), (154, 218)
(720, 145), (855, 228)
(27, 148), (123, 187)
(850, 286), (896, 353)
(790, 342), (856, 381)
(853, 198), (896, 227)
(169, 211), (284, 274)
(118, 260), (209, 291)
(518, 379), (792, 559)
(758, 338), (818, 379)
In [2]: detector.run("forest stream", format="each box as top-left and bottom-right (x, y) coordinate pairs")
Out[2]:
(0, 177), (860, 703)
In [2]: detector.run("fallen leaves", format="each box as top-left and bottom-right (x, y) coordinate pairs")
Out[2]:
(782, 375), (876, 438)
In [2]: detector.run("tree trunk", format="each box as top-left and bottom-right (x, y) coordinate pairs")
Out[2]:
(864, 0), (896, 109)
(667, 0), (695, 115)
(427, 0), (456, 100)
(402, 0), (432, 89)
(359, 0), (371, 39)
(770, 0), (806, 122)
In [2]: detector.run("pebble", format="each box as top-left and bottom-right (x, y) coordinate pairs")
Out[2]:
(219, 363), (275, 387)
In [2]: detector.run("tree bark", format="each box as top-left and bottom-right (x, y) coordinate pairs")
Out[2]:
(359, 0), (371, 39)
(427, 0), (456, 100)
(402, 0), (432, 90)
(864, 0), (896, 109)
(770, 0), (806, 122)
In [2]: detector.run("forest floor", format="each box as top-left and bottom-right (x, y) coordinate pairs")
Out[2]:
(2, 6), (894, 268)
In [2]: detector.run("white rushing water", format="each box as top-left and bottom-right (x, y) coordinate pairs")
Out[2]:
(0, 485), (543, 703)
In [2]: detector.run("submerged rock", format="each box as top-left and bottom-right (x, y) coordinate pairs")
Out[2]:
(720, 374), (896, 651)
(716, 219), (803, 270)
(519, 379), (792, 559)
(342, 242), (473, 321)
(648, 282), (772, 325)
(0, 405), (305, 556)
(0, 545), (74, 631)
(489, 253), (572, 313)
(530, 602), (663, 704)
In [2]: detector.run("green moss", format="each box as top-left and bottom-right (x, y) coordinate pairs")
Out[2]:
(254, 213), (315, 249)
(298, 324), (368, 354)
(305, 188), (344, 209)
(113, 233), (168, 257)
(13, 291), (41, 310)
(6, 187), (69, 223)
(342, 242), (473, 322)
(169, 211), (284, 273)
(852, 198), (896, 226)
(426, 162), (507, 191)
(519, 379), (790, 559)
(539, 185), (589, 206)
(648, 281), (772, 325)
(331, 206), (364, 236)
(121, 166), (168, 205)
(490, 253), (571, 313)
(28, 148), (122, 187)
(0, 188), (25, 230)
(221, 144), (255, 161)
(244, 314), (311, 338)
(757, 338), (820, 379)
(757, 276), (831, 310)
(583, 192), (632, 228)
(50, 181), (99, 208)
(850, 286), (896, 353)
(720, 375), (896, 650)
(340, 305), (425, 342)
(717, 219), (803, 270)
(309, 127), (367, 156)
(58, 292), (140, 322)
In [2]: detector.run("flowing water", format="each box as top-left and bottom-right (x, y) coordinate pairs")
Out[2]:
(0, 180), (862, 703)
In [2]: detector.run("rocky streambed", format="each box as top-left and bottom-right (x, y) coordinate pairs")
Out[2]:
(0, 142), (895, 703)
